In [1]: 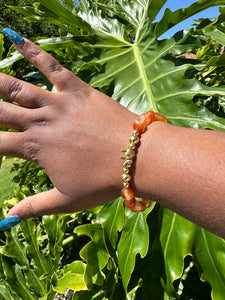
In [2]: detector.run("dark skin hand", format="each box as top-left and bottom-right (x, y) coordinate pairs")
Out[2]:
(1, 38), (135, 218)
(1, 35), (225, 238)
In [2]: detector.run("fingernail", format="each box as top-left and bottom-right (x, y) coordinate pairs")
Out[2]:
(0, 215), (22, 230)
(2, 28), (24, 45)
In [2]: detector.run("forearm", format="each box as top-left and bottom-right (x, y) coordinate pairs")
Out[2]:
(131, 122), (225, 237)
(1, 28), (224, 238)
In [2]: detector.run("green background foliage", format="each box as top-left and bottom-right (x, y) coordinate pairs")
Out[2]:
(0, 0), (225, 299)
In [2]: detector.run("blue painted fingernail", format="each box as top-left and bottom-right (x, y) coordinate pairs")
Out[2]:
(2, 28), (24, 45)
(0, 215), (22, 230)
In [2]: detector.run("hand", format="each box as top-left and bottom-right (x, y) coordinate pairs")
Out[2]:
(0, 28), (135, 226)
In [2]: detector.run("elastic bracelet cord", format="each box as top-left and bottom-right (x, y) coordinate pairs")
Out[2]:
(120, 111), (167, 212)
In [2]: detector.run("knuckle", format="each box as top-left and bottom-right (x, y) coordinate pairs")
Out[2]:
(29, 47), (42, 59)
(28, 45), (64, 74)
(22, 135), (40, 163)
(26, 199), (36, 218)
(7, 80), (23, 98)
(31, 118), (48, 128)
(47, 61), (64, 73)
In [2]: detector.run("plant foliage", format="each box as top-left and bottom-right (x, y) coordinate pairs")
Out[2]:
(0, 0), (225, 299)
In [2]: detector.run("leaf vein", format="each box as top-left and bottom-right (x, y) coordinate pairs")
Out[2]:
(91, 59), (135, 86)
(127, 89), (145, 109)
(133, 44), (157, 110)
(93, 48), (132, 65)
(113, 76), (141, 98)
(144, 41), (176, 69)
(163, 213), (176, 259)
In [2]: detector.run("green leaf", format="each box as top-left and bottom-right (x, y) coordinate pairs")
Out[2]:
(0, 34), (4, 62)
(74, 223), (110, 288)
(96, 197), (124, 248)
(155, 0), (225, 38)
(117, 206), (154, 292)
(9, 4), (80, 35)
(34, 0), (92, 33)
(158, 208), (198, 298)
(0, 227), (28, 267)
(0, 282), (14, 300)
(64, 0), (75, 10)
(53, 261), (87, 293)
(195, 230), (225, 300)
(199, 17), (225, 45)
(20, 219), (54, 277)
(22, 268), (47, 298)
(42, 214), (68, 267)
(0, 51), (23, 69)
(75, 10), (225, 131)
(1, 257), (35, 300)
(0, 229), (45, 297)
(4, 1), (225, 299)
(153, 208), (225, 298)
(148, 0), (167, 22)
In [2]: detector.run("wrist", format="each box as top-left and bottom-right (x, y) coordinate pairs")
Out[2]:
(131, 121), (169, 199)
(118, 111), (168, 211)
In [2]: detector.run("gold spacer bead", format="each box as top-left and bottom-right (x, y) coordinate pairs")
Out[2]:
(123, 182), (129, 188)
(123, 168), (129, 174)
(123, 159), (133, 168)
(133, 130), (139, 136)
(130, 135), (140, 144)
(122, 173), (131, 182)
(129, 143), (136, 150)
(124, 148), (135, 158)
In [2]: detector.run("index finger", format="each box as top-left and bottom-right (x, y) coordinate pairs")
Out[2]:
(3, 28), (84, 92)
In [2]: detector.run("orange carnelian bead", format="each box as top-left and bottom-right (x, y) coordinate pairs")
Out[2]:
(129, 200), (146, 212)
(133, 120), (146, 133)
(143, 199), (153, 208)
(140, 200), (147, 211)
(155, 112), (167, 122)
(124, 198), (136, 209)
(139, 113), (151, 126)
(121, 187), (135, 201)
(146, 111), (156, 122)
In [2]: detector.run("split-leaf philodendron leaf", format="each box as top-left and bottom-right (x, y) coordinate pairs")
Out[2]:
(0, 0), (225, 299)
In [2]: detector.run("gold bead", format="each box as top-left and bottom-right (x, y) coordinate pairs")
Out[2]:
(121, 173), (131, 182)
(125, 148), (135, 158)
(133, 130), (139, 136)
(129, 143), (136, 150)
(123, 159), (133, 168)
(130, 135), (140, 144)
(123, 168), (129, 174)
(123, 182), (129, 188)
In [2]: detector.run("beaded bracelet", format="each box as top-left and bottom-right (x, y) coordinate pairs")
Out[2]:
(120, 111), (167, 212)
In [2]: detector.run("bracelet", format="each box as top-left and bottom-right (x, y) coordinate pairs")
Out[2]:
(120, 111), (167, 212)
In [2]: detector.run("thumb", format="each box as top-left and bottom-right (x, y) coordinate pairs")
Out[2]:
(0, 188), (75, 230)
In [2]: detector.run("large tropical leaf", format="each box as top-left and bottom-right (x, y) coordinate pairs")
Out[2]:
(117, 206), (154, 292)
(154, 208), (225, 300)
(1, 0), (225, 298)
(75, 0), (225, 131)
